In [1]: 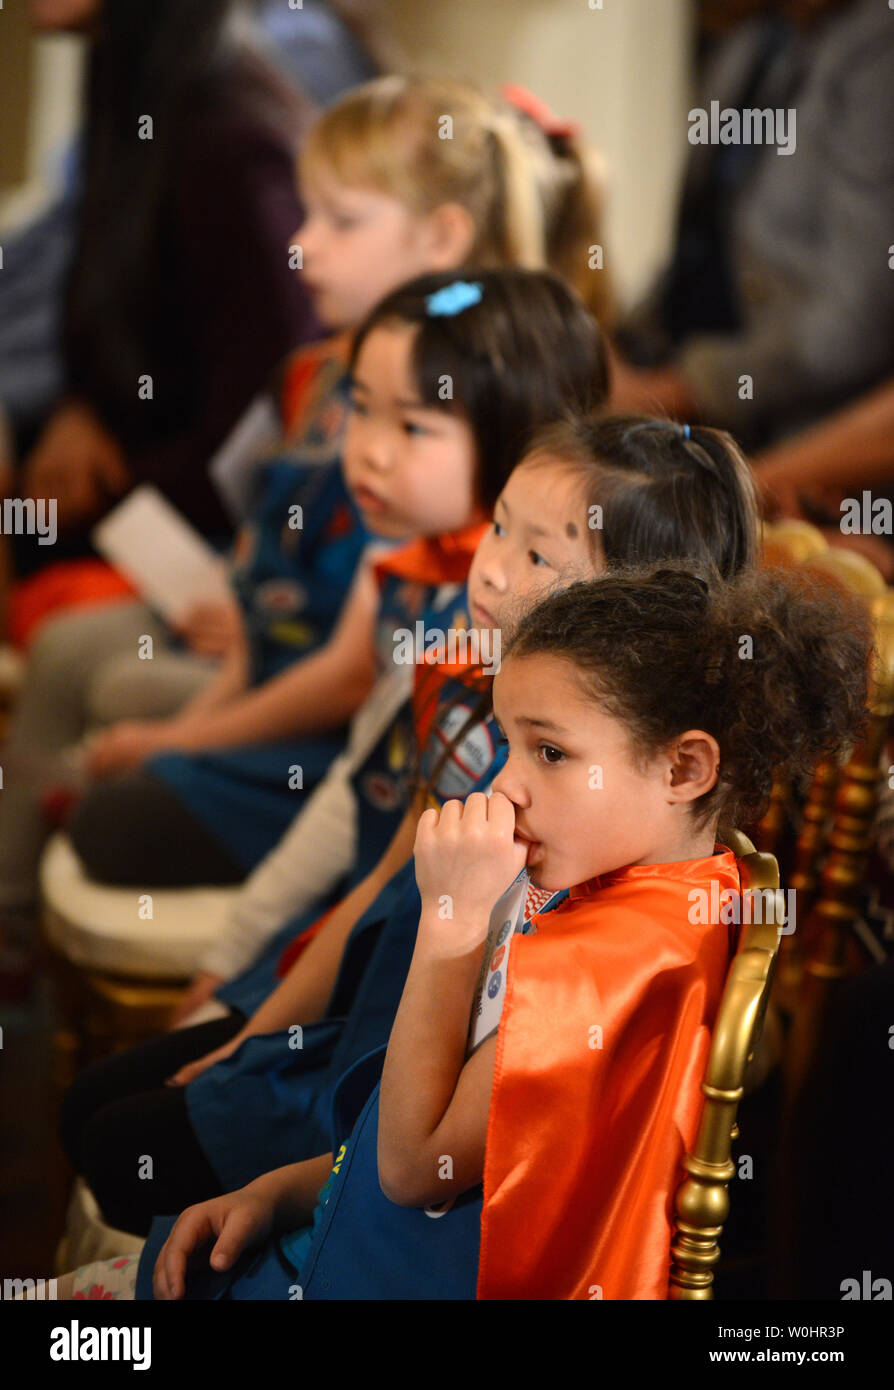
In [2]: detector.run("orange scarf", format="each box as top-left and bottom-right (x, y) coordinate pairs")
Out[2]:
(278, 333), (353, 435)
(373, 522), (487, 588)
(478, 849), (739, 1300)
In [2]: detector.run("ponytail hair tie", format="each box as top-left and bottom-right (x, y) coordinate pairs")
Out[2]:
(500, 82), (581, 141)
(682, 424), (691, 440)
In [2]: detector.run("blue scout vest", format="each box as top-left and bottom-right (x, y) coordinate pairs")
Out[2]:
(215, 585), (501, 1015)
(351, 583), (498, 877)
(231, 451), (368, 684)
(293, 880), (569, 1299)
(146, 409), (370, 870)
(186, 590), (505, 1188)
(144, 552), (482, 875)
(136, 1046), (480, 1301)
(136, 878), (563, 1301)
(293, 1050), (482, 1300)
(188, 863), (423, 1190)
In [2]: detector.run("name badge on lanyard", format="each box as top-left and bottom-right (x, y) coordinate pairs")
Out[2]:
(422, 871), (561, 1222)
(467, 871), (563, 1055)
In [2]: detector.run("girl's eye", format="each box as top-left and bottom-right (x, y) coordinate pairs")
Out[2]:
(492, 520), (506, 538)
(538, 743), (565, 765)
(332, 214), (359, 231)
(348, 397), (368, 416)
(402, 420), (429, 437)
(529, 551), (550, 568)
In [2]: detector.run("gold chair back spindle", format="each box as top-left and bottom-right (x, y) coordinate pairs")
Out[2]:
(668, 829), (782, 1299)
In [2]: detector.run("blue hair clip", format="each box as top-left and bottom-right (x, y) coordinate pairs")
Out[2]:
(682, 423), (691, 440)
(425, 280), (483, 317)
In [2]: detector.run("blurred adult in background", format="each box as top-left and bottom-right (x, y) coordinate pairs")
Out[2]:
(0, 1), (381, 485)
(0, 0), (365, 636)
(611, 0), (894, 451)
(754, 374), (894, 577)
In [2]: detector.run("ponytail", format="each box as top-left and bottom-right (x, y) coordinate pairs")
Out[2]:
(484, 108), (548, 270)
(540, 132), (614, 325)
(521, 414), (759, 580)
(501, 84), (614, 324)
(699, 567), (873, 827)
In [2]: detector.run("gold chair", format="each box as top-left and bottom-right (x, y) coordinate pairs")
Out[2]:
(668, 829), (782, 1299)
(760, 518), (828, 569)
(41, 913), (188, 1085)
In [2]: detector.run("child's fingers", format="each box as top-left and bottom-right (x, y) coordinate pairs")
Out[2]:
(459, 792), (489, 826)
(154, 1206), (214, 1300)
(486, 791), (517, 836)
(167, 1040), (237, 1086)
(413, 805), (441, 848)
(152, 1258), (170, 1301)
(156, 1227), (191, 1300)
(209, 1206), (259, 1271)
(166, 1056), (207, 1087)
(166, 1055), (208, 1086)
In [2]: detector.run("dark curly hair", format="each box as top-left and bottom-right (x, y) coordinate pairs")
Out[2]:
(520, 414), (759, 580)
(507, 565), (874, 831)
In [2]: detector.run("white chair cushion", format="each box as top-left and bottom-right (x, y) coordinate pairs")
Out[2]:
(56, 1178), (144, 1274)
(40, 833), (239, 979)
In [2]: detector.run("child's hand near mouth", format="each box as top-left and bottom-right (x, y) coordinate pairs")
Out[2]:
(381, 791), (527, 1205)
(413, 792), (527, 957)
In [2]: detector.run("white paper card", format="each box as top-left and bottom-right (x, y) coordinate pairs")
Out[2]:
(209, 393), (281, 521)
(92, 485), (232, 623)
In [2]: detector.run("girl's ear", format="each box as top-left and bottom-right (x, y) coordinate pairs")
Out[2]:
(666, 731), (720, 803)
(424, 202), (478, 268)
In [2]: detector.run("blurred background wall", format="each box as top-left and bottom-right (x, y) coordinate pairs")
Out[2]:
(0, 0), (693, 307)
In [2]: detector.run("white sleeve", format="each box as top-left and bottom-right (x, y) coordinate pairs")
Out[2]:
(197, 667), (411, 982)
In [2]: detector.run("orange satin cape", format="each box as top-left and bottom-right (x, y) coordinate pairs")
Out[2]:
(477, 848), (740, 1300)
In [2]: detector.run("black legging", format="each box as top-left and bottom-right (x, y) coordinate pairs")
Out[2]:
(68, 771), (245, 887)
(60, 1011), (245, 1235)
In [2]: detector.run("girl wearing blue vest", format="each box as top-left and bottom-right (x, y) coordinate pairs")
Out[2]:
(63, 71), (607, 887)
(61, 416), (763, 1240)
